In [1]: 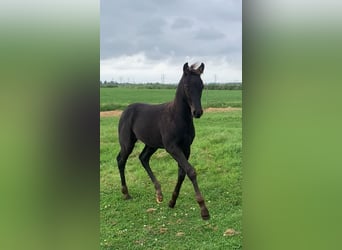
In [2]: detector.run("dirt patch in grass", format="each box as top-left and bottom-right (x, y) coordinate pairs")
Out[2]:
(205, 107), (241, 112)
(100, 110), (123, 117)
(100, 107), (241, 118)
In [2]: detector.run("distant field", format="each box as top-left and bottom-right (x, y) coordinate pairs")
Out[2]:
(100, 110), (242, 249)
(100, 87), (242, 111)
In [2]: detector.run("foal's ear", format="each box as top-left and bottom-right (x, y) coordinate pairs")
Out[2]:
(183, 62), (190, 74)
(198, 63), (205, 74)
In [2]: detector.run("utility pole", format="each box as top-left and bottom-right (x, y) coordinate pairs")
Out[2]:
(205, 81), (208, 108)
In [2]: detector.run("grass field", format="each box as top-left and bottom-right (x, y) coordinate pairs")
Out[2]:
(100, 87), (242, 111)
(100, 88), (242, 249)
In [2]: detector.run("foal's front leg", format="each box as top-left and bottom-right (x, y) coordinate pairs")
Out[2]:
(168, 166), (185, 208)
(169, 148), (189, 208)
(166, 146), (210, 220)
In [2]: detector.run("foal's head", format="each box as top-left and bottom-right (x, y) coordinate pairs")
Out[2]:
(181, 62), (205, 118)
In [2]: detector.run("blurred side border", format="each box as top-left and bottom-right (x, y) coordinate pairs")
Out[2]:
(0, 1), (99, 250)
(243, 1), (342, 249)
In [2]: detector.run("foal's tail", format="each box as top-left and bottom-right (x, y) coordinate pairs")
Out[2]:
(118, 105), (137, 152)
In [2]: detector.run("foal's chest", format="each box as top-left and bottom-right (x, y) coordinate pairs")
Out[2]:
(174, 121), (195, 145)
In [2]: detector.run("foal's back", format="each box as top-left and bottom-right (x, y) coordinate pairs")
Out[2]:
(118, 102), (171, 148)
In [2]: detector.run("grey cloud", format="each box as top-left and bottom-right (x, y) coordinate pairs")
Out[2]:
(101, 0), (241, 75)
(194, 28), (226, 40)
(137, 17), (167, 36)
(170, 17), (194, 29)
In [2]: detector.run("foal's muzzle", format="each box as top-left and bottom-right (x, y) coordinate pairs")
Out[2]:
(193, 109), (203, 118)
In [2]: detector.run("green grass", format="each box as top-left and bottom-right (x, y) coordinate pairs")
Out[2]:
(100, 110), (242, 249)
(100, 88), (242, 111)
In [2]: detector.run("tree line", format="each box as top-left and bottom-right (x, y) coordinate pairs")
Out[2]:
(100, 81), (242, 90)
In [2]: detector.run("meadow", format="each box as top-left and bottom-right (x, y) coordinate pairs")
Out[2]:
(100, 87), (242, 249)
(100, 87), (242, 111)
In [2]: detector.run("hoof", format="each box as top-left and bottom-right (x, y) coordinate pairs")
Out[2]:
(201, 213), (210, 220)
(201, 208), (210, 220)
(168, 200), (176, 208)
(156, 195), (163, 203)
(123, 194), (132, 200)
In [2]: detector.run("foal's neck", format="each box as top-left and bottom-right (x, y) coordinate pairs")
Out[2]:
(172, 81), (192, 119)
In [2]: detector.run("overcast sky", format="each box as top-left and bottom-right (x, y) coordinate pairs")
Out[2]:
(100, 0), (241, 83)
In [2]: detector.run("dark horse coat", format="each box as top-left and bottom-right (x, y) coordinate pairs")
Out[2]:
(117, 62), (210, 220)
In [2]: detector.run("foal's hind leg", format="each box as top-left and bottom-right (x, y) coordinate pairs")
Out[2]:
(117, 139), (136, 200)
(139, 145), (163, 203)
